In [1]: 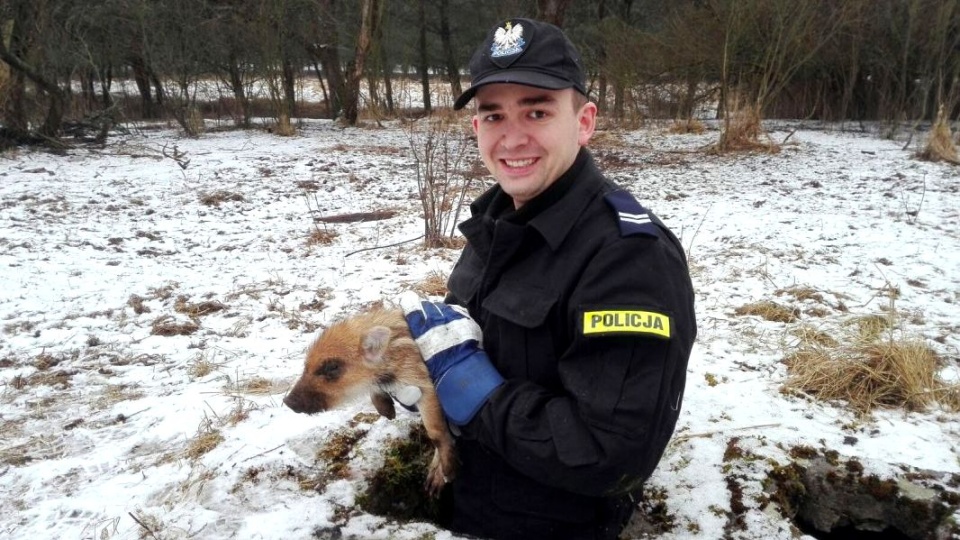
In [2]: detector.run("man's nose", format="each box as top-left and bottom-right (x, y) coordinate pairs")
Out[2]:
(498, 120), (529, 149)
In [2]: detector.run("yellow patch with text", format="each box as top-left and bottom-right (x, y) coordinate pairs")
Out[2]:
(582, 310), (671, 339)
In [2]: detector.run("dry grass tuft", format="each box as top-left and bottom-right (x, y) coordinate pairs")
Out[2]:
(199, 190), (245, 207)
(147, 283), (179, 300)
(273, 112), (297, 137)
(313, 426), (369, 486)
(776, 285), (825, 304)
(223, 398), (259, 425)
(237, 376), (285, 395)
(150, 315), (199, 336)
(129, 510), (165, 540)
(711, 103), (780, 154)
(427, 235), (467, 249)
(589, 129), (627, 150)
(734, 301), (799, 323)
(187, 351), (223, 379)
(307, 228), (339, 247)
(668, 118), (706, 135)
(299, 287), (332, 312)
(96, 384), (144, 408)
(187, 107), (206, 136)
(789, 325), (838, 348)
(783, 318), (960, 415)
(185, 421), (224, 460)
(174, 295), (226, 317)
(917, 105), (959, 164)
(846, 314), (893, 342)
(411, 271), (449, 297)
(127, 294), (151, 315)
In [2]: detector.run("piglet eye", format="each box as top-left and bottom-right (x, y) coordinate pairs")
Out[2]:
(314, 359), (344, 381)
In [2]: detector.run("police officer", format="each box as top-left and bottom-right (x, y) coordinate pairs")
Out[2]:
(400, 17), (697, 540)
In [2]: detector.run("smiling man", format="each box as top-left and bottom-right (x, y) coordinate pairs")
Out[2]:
(400, 18), (697, 540)
(472, 83), (593, 207)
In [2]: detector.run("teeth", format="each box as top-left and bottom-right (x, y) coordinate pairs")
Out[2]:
(504, 158), (535, 168)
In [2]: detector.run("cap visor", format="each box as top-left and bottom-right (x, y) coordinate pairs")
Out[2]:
(453, 70), (575, 110)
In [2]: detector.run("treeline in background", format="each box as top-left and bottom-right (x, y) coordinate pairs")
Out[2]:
(1, 0), (959, 146)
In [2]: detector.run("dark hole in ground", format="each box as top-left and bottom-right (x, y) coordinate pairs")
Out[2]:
(768, 452), (959, 540)
(354, 424), (451, 526)
(797, 518), (913, 540)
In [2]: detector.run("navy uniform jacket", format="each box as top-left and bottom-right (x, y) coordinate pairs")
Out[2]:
(444, 149), (697, 540)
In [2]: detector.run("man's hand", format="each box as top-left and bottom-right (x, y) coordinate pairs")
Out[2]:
(399, 291), (504, 426)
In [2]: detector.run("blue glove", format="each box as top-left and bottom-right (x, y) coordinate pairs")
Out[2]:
(399, 292), (504, 426)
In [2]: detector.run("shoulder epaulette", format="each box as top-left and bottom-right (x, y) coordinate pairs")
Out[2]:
(603, 190), (660, 238)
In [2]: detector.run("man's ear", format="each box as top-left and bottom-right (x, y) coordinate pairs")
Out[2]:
(362, 326), (392, 364)
(577, 101), (598, 146)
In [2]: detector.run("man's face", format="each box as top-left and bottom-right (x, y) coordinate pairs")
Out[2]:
(472, 84), (597, 208)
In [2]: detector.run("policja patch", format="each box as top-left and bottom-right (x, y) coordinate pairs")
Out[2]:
(581, 309), (672, 339)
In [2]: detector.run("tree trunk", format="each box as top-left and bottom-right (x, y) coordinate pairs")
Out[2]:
(227, 54), (250, 127)
(439, 0), (462, 100)
(1, 17), (30, 138)
(537, 0), (572, 27)
(597, 0), (607, 113)
(315, 0), (346, 119)
(129, 55), (155, 118)
(99, 65), (114, 108)
(282, 56), (297, 118)
(375, 1), (394, 114)
(40, 92), (66, 138)
(311, 60), (331, 112)
(3, 71), (29, 138)
(614, 84), (624, 119)
(0, 17), (67, 138)
(343, 0), (382, 125)
(150, 69), (165, 108)
(418, 0), (431, 112)
(681, 75), (697, 119)
(80, 70), (96, 111)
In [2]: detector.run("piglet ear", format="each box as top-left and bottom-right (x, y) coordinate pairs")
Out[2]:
(362, 326), (392, 364)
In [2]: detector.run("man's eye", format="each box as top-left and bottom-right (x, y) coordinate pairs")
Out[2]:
(483, 113), (502, 122)
(529, 110), (548, 119)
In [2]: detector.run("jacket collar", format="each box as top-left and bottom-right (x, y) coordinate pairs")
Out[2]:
(465, 148), (604, 251)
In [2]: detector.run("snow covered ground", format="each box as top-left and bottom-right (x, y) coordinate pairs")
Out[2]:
(1, 118), (958, 539)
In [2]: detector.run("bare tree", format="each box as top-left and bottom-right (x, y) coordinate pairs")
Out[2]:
(376, 3), (395, 114)
(537, 0), (572, 27)
(405, 114), (474, 247)
(310, 0), (347, 119)
(343, 0), (382, 124)
(709, 0), (852, 151)
(206, 1), (258, 127)
(439, 0), (462, 99)
(417, 0), (432, 113)
(0, 0), (68, 140)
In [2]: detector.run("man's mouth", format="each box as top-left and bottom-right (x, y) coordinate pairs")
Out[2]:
(502, 158), (537, 168)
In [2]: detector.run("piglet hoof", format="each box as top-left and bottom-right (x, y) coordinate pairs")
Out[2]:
(424, 450), (456, 498)
(424, 463), (448, 498)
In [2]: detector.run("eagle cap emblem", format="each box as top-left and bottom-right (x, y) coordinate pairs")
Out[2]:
(490, 21), (525, 59)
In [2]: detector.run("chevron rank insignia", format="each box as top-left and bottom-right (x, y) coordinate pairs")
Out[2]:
(604, 190), (660, 238)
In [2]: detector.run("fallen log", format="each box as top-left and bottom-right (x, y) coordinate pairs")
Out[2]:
(314, 210), (397, 224)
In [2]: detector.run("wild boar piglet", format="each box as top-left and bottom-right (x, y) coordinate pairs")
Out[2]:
(284, 306), (456, 495)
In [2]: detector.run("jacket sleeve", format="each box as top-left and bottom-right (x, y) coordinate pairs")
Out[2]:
(461, 234), (696, 497)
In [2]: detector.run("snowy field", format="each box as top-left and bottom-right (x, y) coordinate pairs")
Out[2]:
(1, 118), (959, 539)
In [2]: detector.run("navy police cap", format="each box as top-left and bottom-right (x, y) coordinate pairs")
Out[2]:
(454, 18), (588, 110)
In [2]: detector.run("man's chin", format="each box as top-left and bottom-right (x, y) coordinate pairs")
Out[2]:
(496, 183), (541, 208)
